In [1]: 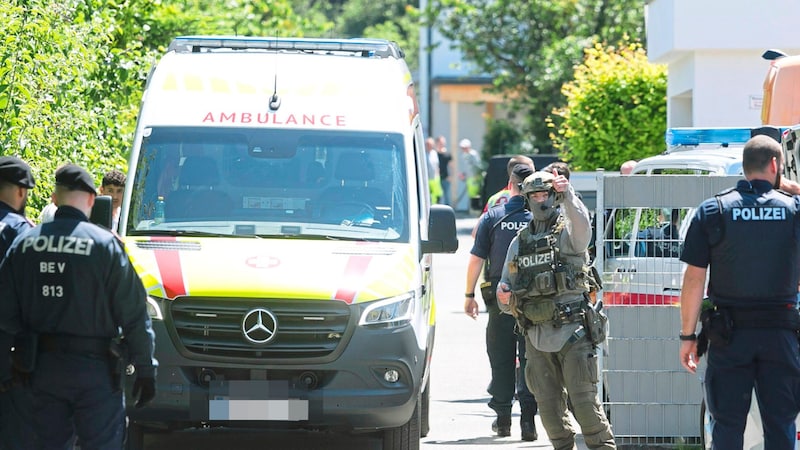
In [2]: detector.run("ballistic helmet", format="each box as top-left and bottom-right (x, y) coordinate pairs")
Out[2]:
(521, 171), (555, 195)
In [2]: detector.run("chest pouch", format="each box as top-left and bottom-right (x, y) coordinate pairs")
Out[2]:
(521, 296), (558, 325)
(517, 238), (558, 296)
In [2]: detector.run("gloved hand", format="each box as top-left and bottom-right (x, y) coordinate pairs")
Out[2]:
(132, 376), (156, 409)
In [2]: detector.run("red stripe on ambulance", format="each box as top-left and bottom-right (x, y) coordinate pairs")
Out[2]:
(151, 237), (188, 299)
(334, 255), (373, 304)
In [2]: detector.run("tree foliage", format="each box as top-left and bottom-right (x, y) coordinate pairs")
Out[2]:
(0, 0), (331, 218)
(550, 41), (667, 171)
(426, 0), (645, 154)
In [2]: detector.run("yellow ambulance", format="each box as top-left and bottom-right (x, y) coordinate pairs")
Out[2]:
(118, 36), (458, 450)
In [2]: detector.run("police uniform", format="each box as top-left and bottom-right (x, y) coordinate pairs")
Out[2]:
(0, 156), (36, 450)
(682, 178), (800, 449)
(471, 193), (538, 436)
(0, 164), (157, 450)
(499, 172), (615, 450)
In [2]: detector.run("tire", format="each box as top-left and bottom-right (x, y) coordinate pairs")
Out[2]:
(383, 396), (420, 450)
(125, 421), (145, 450)
(420, 378), (430, 438)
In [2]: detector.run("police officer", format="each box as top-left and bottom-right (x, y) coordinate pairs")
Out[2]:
(679, 135), (800, 450)
(497, 169), (616, 450)
(0, 163), (157, 450)
(0, 156), (36, 449)
(465, 163), (538, 440)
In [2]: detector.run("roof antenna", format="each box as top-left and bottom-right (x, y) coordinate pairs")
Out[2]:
(268, 73), (281, 111)
(268, 34), (281, 112)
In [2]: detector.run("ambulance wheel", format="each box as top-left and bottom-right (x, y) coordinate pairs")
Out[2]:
(125, 421), (145, 450)
(420, 378), (430, 438)
(383, 395), (420, 450)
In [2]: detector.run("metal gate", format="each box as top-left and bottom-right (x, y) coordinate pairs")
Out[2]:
(594, 171), (741, 446)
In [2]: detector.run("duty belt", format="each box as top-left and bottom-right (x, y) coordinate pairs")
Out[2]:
(727, 307), (800, 330)
(555, 300), (586, 325)
(39, 334), (111, 357)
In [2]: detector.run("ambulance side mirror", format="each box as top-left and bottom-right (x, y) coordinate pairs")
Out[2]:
(90, 195), (113, 230)
(422, 205), (458, 254)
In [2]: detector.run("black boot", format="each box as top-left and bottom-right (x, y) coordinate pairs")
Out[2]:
(520, 414), (538, 441)
(492, 415), (511, 437)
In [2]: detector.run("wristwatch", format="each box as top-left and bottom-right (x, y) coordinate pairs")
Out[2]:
(678, 332), (697, 341)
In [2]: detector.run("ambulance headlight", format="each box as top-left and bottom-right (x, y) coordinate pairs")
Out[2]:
(359, 292), (415, 327)
(146, 296), (164, 320)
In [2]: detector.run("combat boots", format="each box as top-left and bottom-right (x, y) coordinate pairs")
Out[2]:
(492, 415), (512, 437)
(520, 414), (538, 441)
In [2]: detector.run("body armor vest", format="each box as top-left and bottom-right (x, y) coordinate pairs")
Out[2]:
(709, 187), (800, 306)
(512, 217), (591, 324)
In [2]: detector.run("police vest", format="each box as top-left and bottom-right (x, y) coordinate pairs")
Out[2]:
(514, 217), (590, 301)
(709, 187), (800, 306)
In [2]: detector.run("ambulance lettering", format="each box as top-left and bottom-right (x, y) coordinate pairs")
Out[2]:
(202, 112), (346, 127)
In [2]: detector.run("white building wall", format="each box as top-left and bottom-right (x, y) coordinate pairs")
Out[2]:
(647, 0), (800, 127)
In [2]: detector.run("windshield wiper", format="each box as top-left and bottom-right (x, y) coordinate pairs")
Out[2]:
(129, 229), (255, 238)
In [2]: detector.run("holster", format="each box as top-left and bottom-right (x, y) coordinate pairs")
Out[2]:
(581, 294), (607, 346)
(699, 307), (733, 351)
(109, 339), (130, 392)
(480, 280), (497, 306)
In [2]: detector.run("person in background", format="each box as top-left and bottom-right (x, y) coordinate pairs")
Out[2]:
(620, 160), (637, 175)
(459, 138), (483, 201)
(679, 135), (800, 449)
(100, 169), (126, 231)
(465, 164), (538, 441)
(472, 155), (535, 238)
(436, 135), (453, 205)
(425, 137), (442, 204)
(0, 164), (158, 450)
(0, 156), (37, 450)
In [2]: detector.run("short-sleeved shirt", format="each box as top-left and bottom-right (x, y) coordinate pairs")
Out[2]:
(471, 195), (531, 280)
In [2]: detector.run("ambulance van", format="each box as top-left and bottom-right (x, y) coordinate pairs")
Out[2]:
(117, 36), (458, 449)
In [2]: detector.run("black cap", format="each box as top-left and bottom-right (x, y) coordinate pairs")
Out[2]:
(0, 156), (35, 188)
(55, 164), (97, 195)
(511, 163), (534, 182)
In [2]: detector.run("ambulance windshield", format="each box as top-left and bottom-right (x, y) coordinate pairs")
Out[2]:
(125, 127), (409, 241)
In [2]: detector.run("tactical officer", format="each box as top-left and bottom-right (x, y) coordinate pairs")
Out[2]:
(497, 169), (616, 450)
(0, 156), (36, 450)
(0, 163), (158, 450)
(465, 163), (538, 440)
(679, 135), (800, 450)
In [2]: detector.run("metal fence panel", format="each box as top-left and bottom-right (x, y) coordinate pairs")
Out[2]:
(595, 173), (741, 445)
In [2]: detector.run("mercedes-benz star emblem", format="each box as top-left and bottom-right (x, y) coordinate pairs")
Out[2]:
(241, 308), (278, 344)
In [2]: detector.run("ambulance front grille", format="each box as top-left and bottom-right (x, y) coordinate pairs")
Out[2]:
(169, 298), (351, 360)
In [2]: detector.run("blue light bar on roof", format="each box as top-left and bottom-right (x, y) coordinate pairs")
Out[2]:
(665, 128), (752, 146)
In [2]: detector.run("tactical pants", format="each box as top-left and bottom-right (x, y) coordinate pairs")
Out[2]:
(705, 328), (800, 450)
(486, 303), (537, 418)
(32, 352), (125, 450)
(525, 336), (615, 450)
(0, 384), (37, 449)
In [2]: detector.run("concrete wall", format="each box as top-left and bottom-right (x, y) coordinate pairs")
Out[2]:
(647, 0), (800, 127)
